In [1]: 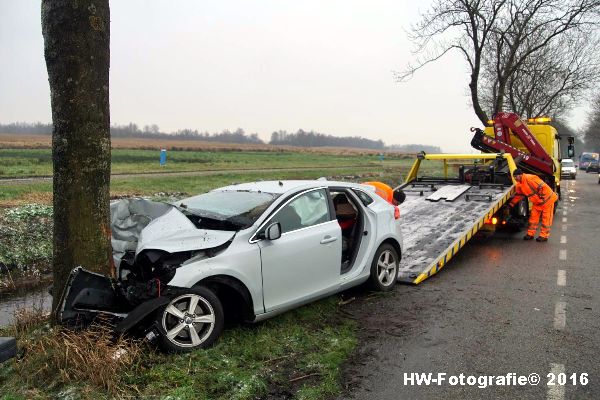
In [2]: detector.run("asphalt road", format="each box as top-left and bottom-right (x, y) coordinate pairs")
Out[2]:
(339, 171), (600, 400)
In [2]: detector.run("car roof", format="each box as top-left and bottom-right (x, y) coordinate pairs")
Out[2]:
(562, 159), (573, 162)
(215, 180), (369, 195)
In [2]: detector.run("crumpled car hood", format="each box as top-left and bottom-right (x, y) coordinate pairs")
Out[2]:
(111, 199), (235, 267)
(137, 207), (235, 254)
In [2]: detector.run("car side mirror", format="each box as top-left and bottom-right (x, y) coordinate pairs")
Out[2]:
(567, 145), (574, 159)
(265, 222), (282, 240)
(575, 164), (578, 168)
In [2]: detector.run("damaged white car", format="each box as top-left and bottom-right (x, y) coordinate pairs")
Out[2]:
(59, 180), (404, 352)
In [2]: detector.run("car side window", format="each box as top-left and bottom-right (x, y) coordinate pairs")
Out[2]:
(352, 189), (374, 206)
(272, 189), (330, 234)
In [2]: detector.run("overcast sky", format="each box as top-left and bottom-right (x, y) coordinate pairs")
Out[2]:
(0, 0), (589, 152)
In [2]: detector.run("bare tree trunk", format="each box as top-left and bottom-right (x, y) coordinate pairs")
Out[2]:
(469, 71), (489, 125)
(41, 0), (112, 322)
(494, 78), (507, 115)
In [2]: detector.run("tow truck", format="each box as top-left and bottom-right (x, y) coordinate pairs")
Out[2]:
(471, 112), (565, 197)
(396, 113), (574, 284)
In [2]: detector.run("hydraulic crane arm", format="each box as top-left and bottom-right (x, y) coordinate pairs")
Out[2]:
(471, 112), (554, 176)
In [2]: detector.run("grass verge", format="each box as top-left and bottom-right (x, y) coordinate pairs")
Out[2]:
(0, 296), (356, 400)
(0, 165), (410, 205)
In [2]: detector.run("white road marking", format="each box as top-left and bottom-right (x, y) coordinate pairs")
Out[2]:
(560, 236), (567, 244)
(547, 363), (566, 400)
(562, 210), (567, 216)
(559, 250), (567, 260)
(554, 302), (566, 330)
(557, 270), (566, 286)
(562, 225), (567, 232)
(562, 217), (567, 223)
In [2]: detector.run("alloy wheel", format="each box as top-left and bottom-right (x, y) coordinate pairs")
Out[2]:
(161, 293), (216, 348)
(377, 249), (397, 286)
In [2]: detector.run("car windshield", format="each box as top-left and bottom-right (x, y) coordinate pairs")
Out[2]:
(176, 190), (280, 230)
(562, 161), (574, 167)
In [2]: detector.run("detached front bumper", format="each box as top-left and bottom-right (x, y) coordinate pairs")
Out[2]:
(0, 337), (17, 363)
(59, 267), (130, 326)
(58, 267), (175, 336)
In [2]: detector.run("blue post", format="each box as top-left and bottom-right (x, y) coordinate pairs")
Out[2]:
(160, 149), (167, 166)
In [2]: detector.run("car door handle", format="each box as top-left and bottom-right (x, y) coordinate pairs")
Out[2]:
(320, 235), (338, 244)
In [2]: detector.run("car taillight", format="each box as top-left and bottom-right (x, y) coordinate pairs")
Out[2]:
(394, 206), (400, 220)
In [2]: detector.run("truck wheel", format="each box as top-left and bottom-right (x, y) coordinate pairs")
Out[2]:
(369, 243), (399, 291)
(508, 200), (529, 231)
(156, 286), (224, 352)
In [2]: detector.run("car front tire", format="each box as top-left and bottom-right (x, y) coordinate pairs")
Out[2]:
(369, 243), (399, 291)
(156, 286), (224, 352)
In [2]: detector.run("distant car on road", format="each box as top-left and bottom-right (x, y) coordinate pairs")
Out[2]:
(579, 152), (599, 170)
(586, 161), (599, 173)
(561, 159), (577, 179)
(60, 180), (404, 352)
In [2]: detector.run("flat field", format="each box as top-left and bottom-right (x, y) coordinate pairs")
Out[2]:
(0, 147), (410, 177)
(0, 133), (429, 205)
(0, 133), (413, 177)
(0, 133), (409, 154)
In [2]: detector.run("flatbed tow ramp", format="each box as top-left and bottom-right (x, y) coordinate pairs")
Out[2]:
(396, 153), (518, 284)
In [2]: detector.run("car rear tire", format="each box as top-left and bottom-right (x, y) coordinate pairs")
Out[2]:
(369, 243), (399, 291)
(156, 286), (224, 352)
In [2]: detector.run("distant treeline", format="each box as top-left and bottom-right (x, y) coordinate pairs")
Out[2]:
(110, 123), (264, 144)
(0, 122), (52, 135)
(0, 122), (440, 152)
(388, 143), (442, 153)
(270, 129), (384, 149)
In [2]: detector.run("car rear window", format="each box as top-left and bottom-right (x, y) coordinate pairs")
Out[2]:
(562, 161), (574, 167)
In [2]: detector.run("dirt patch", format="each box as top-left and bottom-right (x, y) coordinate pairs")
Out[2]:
(0, 133), (413, 157)
(334, 285), (427, 396)
(0, 191), (172, 208)
(0, 192), (54, 208)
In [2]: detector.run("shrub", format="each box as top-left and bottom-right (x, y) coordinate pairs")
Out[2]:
(0, 204), (53, 282)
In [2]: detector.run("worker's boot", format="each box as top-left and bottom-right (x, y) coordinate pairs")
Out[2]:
(536, 237), (548, 242)
(523, 234), (534, 240)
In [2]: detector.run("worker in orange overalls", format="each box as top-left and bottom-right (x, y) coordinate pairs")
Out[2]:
(509, 168), (558, 242)
(362, 181), (405, 205)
